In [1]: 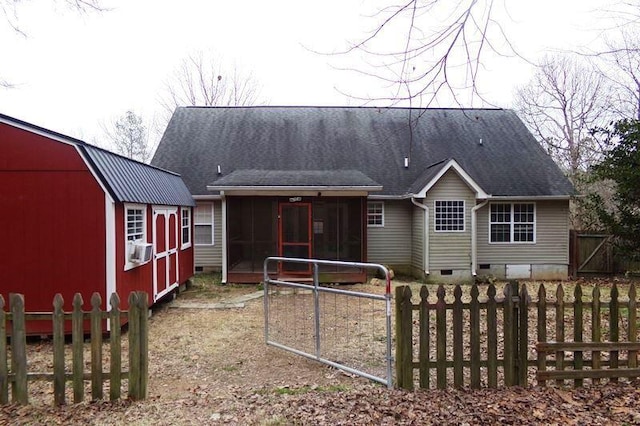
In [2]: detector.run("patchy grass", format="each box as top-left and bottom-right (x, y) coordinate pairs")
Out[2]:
(271, 384), (350, 396)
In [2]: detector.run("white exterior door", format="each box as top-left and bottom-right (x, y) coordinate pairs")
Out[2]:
(153, 206), (179, 301)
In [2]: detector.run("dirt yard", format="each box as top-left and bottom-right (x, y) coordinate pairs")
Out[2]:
(1, 275), (639, 425)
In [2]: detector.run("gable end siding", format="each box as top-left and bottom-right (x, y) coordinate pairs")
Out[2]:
(194, 201), (223, 270)
(477, 200), (569, 264)
(367, 201), (412, 265)
(425, 170), (475, 270)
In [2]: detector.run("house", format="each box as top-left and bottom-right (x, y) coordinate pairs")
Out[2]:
(0, 113), (195, 334)
(151, 106), (574, 284)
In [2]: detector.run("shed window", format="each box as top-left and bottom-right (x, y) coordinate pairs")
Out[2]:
(367, 202), (384, 227)
(194, 203), (214, 245)
(126, 206), (145, 242)
(181, 207), (191, 249)
(435, 200), (465, 232)
(490, 203), (535, 243)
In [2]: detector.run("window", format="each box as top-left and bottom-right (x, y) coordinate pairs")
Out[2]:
(181, 207), (191, 248)
(194, 203), (214, 245)
(490, 203), (535, 243)
(367, 202), (384, 227)
(126, 205), (145, 242)
(435, 200), (465, 232)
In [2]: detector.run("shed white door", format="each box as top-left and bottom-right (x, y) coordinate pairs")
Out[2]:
(153, 207), (179, 301)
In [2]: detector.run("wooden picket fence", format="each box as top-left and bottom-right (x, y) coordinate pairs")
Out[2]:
(0, 291), (148, 405)
(395, 281), (640, 390)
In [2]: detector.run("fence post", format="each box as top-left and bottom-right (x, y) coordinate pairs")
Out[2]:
(419, 286), (430, 389)
(90, 292), (103, 400)
(0, 295), (7, 404)
(536, 285), (547, 387)
(486, 285), (498, 388)
(110, 293), (122, 401)
(592, 285), (601, 384)
(453, 285), (463, 388)
(128, 292), (141, 400)
(503, 283), (515, 386)
(72, 294), (85, 403)
(628, 283), (637, 370)
(9, 294), (28, 405)
(610, 283), (620, 383)
(555, 285), (565, 386)
(137, 291), (149, 399)
(518, 284), (529, 387)
(573, 284), (584, 387)
(395, 286), (413, 390)
(52, 294), (65, 406)
(436, 285), (447, 389)
(470, 284), (481, 389)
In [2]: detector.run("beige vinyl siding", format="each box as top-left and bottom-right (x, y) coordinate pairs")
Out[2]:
(367, 201), (412, 265)
(425, 170), (475, 270)
(194, 201), (223, 269)
(411, 204), (424, 270)
(477, 200), (569, 264)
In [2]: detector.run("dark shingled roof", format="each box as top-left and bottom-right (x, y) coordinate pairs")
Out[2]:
(209, 169), (381, 189)
(151, 106), (574, 198)
(1, 113), (194, 207)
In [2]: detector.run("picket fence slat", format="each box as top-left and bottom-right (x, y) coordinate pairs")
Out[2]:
(396, 281), (640, 390)
(0, 291), (148, 406)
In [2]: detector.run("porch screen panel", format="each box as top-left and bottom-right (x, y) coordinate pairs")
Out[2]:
(312, 198), (363, 272)
(227, 197), (277, 273)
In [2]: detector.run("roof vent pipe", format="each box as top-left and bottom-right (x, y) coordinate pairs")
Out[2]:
(404, 157), (409, 168)
(479, 138), (483, 146)
(217, 165), (222, 175)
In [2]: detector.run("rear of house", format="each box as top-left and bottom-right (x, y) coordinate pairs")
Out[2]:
(0, 114), (195, 334)
(152, 106), (574, 283)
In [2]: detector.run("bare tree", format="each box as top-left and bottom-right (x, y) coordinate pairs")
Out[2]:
(159, 52), (261, 118)
(333, 0), (517, 106)
(1, 0), (106, 36)
(514, 55), (613, 178)
(103, 111), (150, 163)
(595, 29), (640, 120)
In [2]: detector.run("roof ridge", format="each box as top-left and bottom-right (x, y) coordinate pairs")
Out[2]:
(181, 105), (506, 112)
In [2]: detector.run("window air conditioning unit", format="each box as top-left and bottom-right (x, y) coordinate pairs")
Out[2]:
(130, 242), (153, 263)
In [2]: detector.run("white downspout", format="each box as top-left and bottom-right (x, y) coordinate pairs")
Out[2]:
(471, 200), (489, 276)
(411, 197), (429, 276)
(221, 192), (228, 284)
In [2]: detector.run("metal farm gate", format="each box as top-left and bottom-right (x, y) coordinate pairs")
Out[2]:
(263, 257), (393, 388)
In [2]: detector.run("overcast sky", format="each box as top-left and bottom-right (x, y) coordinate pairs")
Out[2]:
(0, 0), (631, 149)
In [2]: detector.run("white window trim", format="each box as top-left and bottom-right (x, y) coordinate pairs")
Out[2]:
(195, 202), (215, 246)
(488, 202), (536, 244)
(124, 203), (148, 271)
(181, 207), (192, 250)
(367, 201), (385, 228)
(434, 200), (466, 233)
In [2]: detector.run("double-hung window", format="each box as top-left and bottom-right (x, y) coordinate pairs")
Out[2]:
(194, 203), (214, 245)
(181, 207), (191, 249)
(367, 202), (384, 227)
(435, 200), (465, 232)
(490, 203), (535, 243)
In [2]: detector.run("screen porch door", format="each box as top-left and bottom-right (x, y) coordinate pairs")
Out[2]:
(278, 202), (312, 274)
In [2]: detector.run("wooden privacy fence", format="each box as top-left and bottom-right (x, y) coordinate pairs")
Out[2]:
(395, 281), (640, 390)
(0, 291), (148, 405)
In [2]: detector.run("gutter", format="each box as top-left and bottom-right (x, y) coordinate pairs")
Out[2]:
(411, 197), (429, 276)
(471, 200), (489, 276)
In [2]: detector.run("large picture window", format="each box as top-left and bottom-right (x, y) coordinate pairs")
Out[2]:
(367, 201), (384, 227)
(435, 200), (465, 232)
(490, 203), (535, 243)
(194, 203), (214, 245)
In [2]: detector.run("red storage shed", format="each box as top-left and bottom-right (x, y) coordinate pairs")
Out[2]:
(0, 113), (195, 334)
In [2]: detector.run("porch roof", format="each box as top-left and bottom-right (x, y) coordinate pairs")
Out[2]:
(207, 169), (382, 192)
